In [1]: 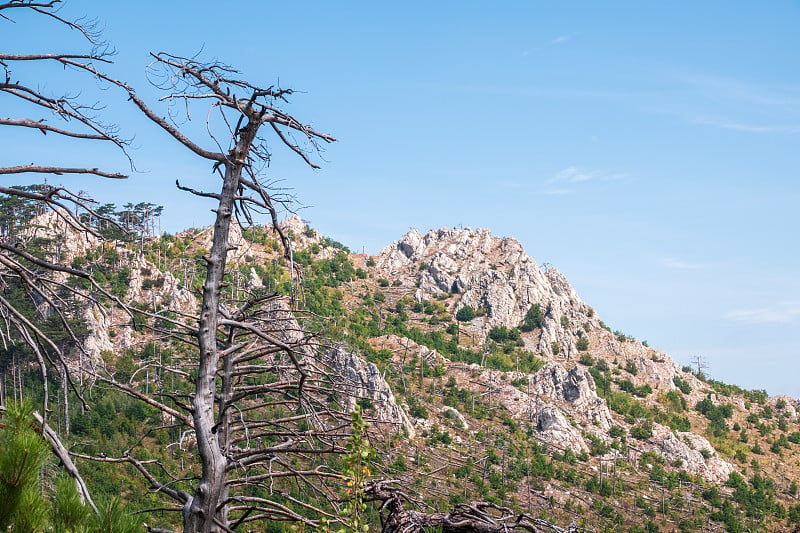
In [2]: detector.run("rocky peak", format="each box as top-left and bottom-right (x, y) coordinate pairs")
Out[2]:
(375, 226), (600, 357)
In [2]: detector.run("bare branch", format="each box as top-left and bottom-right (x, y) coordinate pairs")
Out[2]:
(365, 481), (579, 533)
(0, 164), (126, 179)
(0, 117), (112, 139)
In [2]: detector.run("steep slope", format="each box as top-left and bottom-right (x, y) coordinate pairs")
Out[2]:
(363, 225), (799, 529)
(18, 216), (800, 532)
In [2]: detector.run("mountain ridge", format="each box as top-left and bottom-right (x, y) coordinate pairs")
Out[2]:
(20, 211), (800, 531)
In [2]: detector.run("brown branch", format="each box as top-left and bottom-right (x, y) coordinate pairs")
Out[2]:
(124, 87), (226, 161)
(0, 164), (126, 179)
(0, 117), (111, 139)
(1, 80), (131, 156)
(0, 241), (93, 278)
(269, 123), (319, 169)
(0, 1), (105, 44)
(0, 53), (110, 63)
(93, 375), (194, 427)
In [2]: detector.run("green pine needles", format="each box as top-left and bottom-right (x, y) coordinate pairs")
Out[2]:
(0, 401), (143, 533)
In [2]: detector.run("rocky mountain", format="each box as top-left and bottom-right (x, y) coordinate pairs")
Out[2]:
(375, 227), (600, 359)
(362, 224), (800, 529)
(18, 215), (800, 532)
(372, 226), (739, 482)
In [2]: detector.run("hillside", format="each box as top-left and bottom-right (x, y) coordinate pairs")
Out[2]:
(4, 213), (800, 532)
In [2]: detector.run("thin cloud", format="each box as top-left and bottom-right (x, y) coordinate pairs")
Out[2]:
(554, 167), (596, 183)
(662, 257), (705, 270)
(658, 70), (800, 134)
(543, 188), (571, 195)
(525, 32), (579, 55)
(725, 301), (800, 324)
(694, 116), (799, 134)
(550, 33), (577, 45)
(551, 167), (629, 184)
(676, 71), (800, 110)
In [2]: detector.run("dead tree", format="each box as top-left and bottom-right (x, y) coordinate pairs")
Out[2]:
(0, 0), (141, 508)
(0, 0), (130, 426)
(365, 481), (580, 533)
(111, 52), (340, 533)
(2, 4), (358, 533)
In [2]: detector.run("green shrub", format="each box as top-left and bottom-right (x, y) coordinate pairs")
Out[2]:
(609, 425), (626, 438)
(630, 421), (653, 440)
(520, 304), (543, 331)
(456, 305), (476, 322)
(488, 326), (510, 342)
(673, 375), (692, 394)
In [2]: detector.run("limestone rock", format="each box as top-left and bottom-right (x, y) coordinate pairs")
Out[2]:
(454, 364), (589, 452)
(21, 210), (100, 265)
(649, 424), (736, 483)
(441, 406), (469, 430)
(375, 227), (600, 357)
(586, 328), (706, 398)
(247, 267), (263, 290)
(325, 343), (415, 438)
(193, 219), (255, 264)
(81, 305), (114, 365)
(529, 363), (614, 431)
(533, 405), (587, 452)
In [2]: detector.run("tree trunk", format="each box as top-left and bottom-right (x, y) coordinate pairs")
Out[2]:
(184, 171), (237, 531)
(185, 124), (256, 532)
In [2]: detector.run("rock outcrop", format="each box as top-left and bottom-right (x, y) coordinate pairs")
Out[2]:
(375, 225), (744, 481)
(375, 227), (600, 358)
(649, 424), (736, 483)
(325, 343), (415, 438)
(22, 210), (100, 264)
(528, 363), (614, 432)
(585, 328), (706, 399)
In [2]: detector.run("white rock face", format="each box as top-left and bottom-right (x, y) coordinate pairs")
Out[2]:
(325, 344), (415, 438)
(456, 364), (591, 452)
(442, 406), (469, 430)
(375, 227), (600, 357)
(247, 267), (263, 290)
(21, 210), (100, 265)
(193, 219), (255, 264)
(529, 363), (614, 432)
(81, 305), (114, 366)
(204, 299), (416, 438)
(533, 405), (587, 452)
(649, 424), (736, 483)
(374, 225), (747, 480)
(773, 395), (798, 420)
(586, 328), (706, 399)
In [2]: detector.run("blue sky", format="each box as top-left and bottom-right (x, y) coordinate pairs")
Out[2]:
(4, 2), (800, 395)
